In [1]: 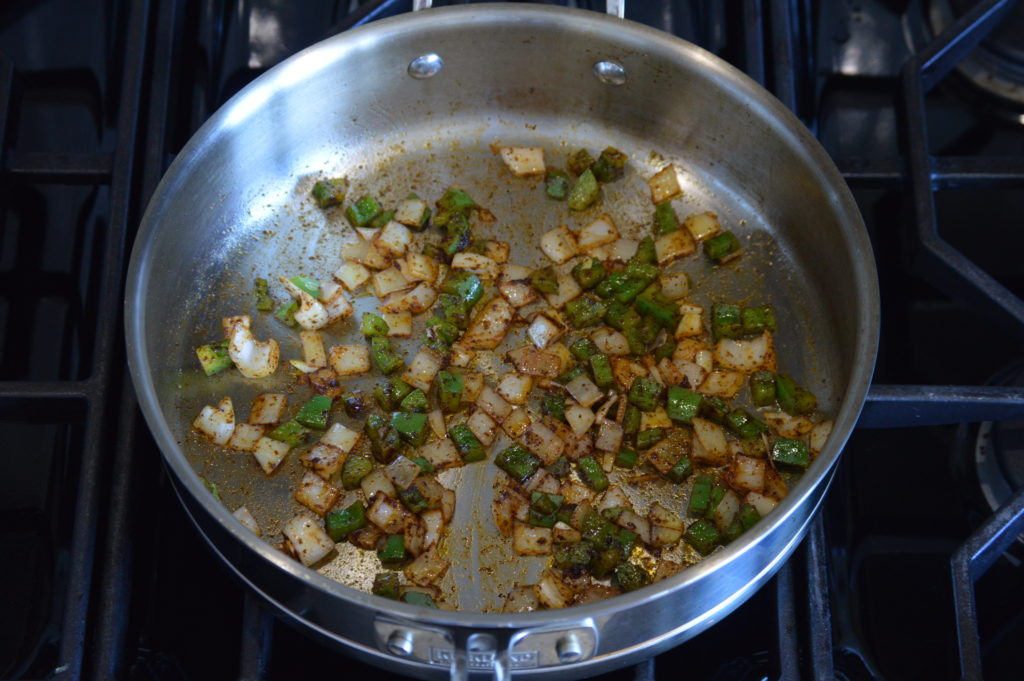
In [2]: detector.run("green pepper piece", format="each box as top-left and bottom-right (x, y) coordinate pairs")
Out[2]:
(635, 284), (680, 330)
(572, 257), (606, 290)
(721, 519), (744, 544)
(567, 148), (595, 175)
(588, 354), (614, 390)
(568, 169), (600, 211)
(772, 437), (810, 468)
(545, 168), (570, 200)
(370, 337), (404, 375)
(628, 376), (662, 412)
(399, 389), (428, 414)
(557, 364), (588, 385)
(622, 405), (641, 436)
(632, 236), (657, 265)
(338, 392), (366, 419)
(775, 373), (818, 415)
(253, 277), (273, 311)
(666, 456), (693, 483)
(624, 260), (660, 285)
(449, 424), (486, 463)
(368, 208), (395, 231)
(341, 453), (374, 489)
(201, 477), (220, 500)
(591, 147), (628, 183)
(711, 303), (743, 340)
(653, 338), (677, 361)
(589, 548), (623, 579)
(437, 187), (477, 213)
(360, 312), (390, 338)
(495, 444), (541, 484)
(685, 518), (721, 555)
(441, 213), (472, 256)
(614, 447), (638, 469)
(725, 409), (768, 440)
(570, 337), (599, 362)
(267, 419), (309, 447)
(637, 315), (661, 347)
(738, 504), (761, 531)
(295, 395), (332, 430)
(365, 414), (401, 463)
(742, 305), (777, 335)
(542, 392), (567, 423)
(564, 295), (607, 328)
(553, 541), (594, 569)
(704, 230), (741, 263)
(529, 491), (564, 528)
(741, 436), (769, 458)
(666, 386), (702, 424)
(699, 395), (730, 425)
(311, 177), (347, 208)
(401, 591), (438, 608)
(636, 428), (664, 450)
(377, 535), (407, 564)
(616, 528), (638, 556)
(326, 501), (367, 541)
(397, 484), (429, 513)
(436, 294), (472, 329)
(436, 371), (464, 413)
(580, 511), (617, 548)
(530, 266), (559, 295)
(410, 456), (435, 474)
(196, 341), (233, 376)
(596, 272), (649, 305)
(654, 201), (679, 235)
(750, 371), (777, 407)
(346, 195), (382, 227)
(689, 475), (713, 515)
(372, 572), (400, 599)
(706, 483), (726, 517)
(614, 563), (651, 592)
(546, 456), (570, 478)
(424, 316), (461, 353)
(390, 412), (428, 446)
(602, 301), (641, 334)
(275, 300), (299, 328)
(440, 270), (484, 307)
(374, 377), (413, 411)
(576, 456), (609, 492)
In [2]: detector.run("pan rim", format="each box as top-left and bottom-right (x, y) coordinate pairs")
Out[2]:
(125, 2), (879, 632)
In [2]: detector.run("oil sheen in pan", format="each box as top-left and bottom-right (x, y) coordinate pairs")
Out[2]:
(168, 115), (833, 613)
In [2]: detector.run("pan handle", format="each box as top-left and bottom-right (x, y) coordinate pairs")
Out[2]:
(412, 0), (626, 18)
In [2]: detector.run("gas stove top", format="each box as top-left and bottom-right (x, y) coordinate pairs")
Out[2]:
(1, 1), (1022, 680)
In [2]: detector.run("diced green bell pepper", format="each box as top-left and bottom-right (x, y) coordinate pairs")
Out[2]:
(631, 236), (657, 265)
(576, 456), (609, 492)
(614, 447), (638, 468)
(368, 209), (395, 231)
(591, 147), (628, 183)
(340, 392), (367, 418)
(295, 395), (332, 430)
(699, 395), (730, 424)
(390, 412), (428, 446)
(495, 444), (541, 484)
(437, 187), (477, 213)
(546, 456), (570, 478)
(635, 284), (680, 330)
(711, 303), (743, 340)
(401, 591), (438, 608)
(399, 389), (428, 414)
(666, 455), (692, 483)
(739, 503), (761, 530)
(567, 149), (595, 175)
(410, 456), (435, 474)
(377, 535), (407, 564)
(366, 414), (401, 463)
(542, 392), (566, 422)
(568, 169), (600, 211)
(614, 563), (651, 592)
(341, 453), (374, 489)
(704, 230), (741, 263)
(436, 370), (464, 413)
(360, 312), (389, 337)
(311, 177), (347, 208)
(666, 386), (702, 424)
(750, 371), (777, 407)
(440, 270), (484, 307)
(196, 341), (232, 376)
(553, 541), (594, 569)
(689, 474), (713, 515)
(529, 491), (564, 528)
(589, 354), (614, 389)
(370, 337), (404, 375)
(589, 548), (623, 579)
(628, 377), (662, 412)
(622, 405), (641, 436)
(636, 428), (664, 449)
(253, 277), (273, 311)
(326, 501), (367, 541)
(742, 304), (777, 334)
(449, 424), (486, 462)
(374, 377), (413, 411)
(570, 337), (599, 362)
(372, 572), (400, 599)
(545, 168), (570, 200)
(725, 409), (768, 440)
(564, 295), (607, 328)
(772, 437), (810, 468)
(654, 201), (678, 235)
(275, 300), (299, 328)
(685, 518), (721, 555)
(267, 419), (309, 447)
(346, 195), (382, 227)
(774, 373), (818, 415)
(572, 257), (606, 290)
(530, 266), (559, 295)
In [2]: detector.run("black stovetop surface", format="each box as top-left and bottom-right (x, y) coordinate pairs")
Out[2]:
(1, 1), (1022, 680)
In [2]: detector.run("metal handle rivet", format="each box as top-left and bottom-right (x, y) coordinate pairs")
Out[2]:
(386, 629), (415, 657)
(408, 53), (443, 79)
(592, 60), (626, 85)
(555, 633), (584, 663)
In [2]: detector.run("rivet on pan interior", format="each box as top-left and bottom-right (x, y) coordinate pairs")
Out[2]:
(592, 60), (626, 85)
(408, 53), (443, 79)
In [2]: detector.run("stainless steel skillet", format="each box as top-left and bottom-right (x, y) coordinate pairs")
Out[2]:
(124, 3), (878, 679)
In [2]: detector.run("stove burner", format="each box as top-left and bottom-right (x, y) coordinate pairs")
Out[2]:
(974, 361), (1024, 553)
(930, 0), (1024, 117)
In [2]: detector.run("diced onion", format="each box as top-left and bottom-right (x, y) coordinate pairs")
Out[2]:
(649, 501), (683, 530)
(381, 312), (412, 338)
(745, 491), (778, 517)
(503, 586), (540, 613)
(692, 417), (729, 464)
(484, 241), (510, 263)
(360, 469), (396, 501)
(477, 386), (513, 420)
(252, 436), (290, 474)
(683, 211), (720, 241)
(298, 330), (327, 371)
(421, 509), (445, 549)
(249, 393), (287, 425)
(360, 242), (392, 270)
(502, 408), (532, 438)
(319, 422), (361, 453)
(367, 494), (406, 534)
(648, 165), (682, 204)
(607, 238), (639, 262)
(540, 225), (579, 264)
(418, 439), (462, 470)
(375, 220), (412, 257)
(650, 525), (683, 548)
(497, 264), (537, 308)
(565, 404), (595, 436)
(730, 455), (766, 493)
(713, 489), (741, 530)
(537, 571), (572, 608)
(428, 409), (446, 439)
(553, 522), (582, 544)
(401, 253), (439, 282)
(698, 370), (745, 398)
(279, 279), (331, 331)
(497, 373), (533, 405)
(460, 372), (485, 404)
(507, 346), (561, 378)
(615, 509), (651, 545)
(565, 374), (602, 408)
(394, 197), (429, 227)
(233, 506), (262, 536)
(341, 237), (371, 262)
(543, 272), (582, 309)
(640, 406), (672, 431)
(295, 470), (340, 516)
(527, 313), (563, 349)
(500, 146), (546, 176)
(577, 214), (620, 251)
(300, 443), (344, 477)
(319, 281), (354, 324)
(520, 421), (566, 465)
(281, 515), (335, 566)
(193, 398), (235, 446)
(405, 548), (451, 586)
(597, 485), (630, 512)
(513, 523), (553, 556)
(810, 420), (833, 454)
(493, 486), (527, 536)
(591, 327), (629, 355)
(713, 332), (772, 373)
(461, 297), (514, 349)
(385, 456), (422, 489)
(452, 252), (500, 279)
(561, 481), (595, 504)
(334, 260), (371, 292)
(594, 422), (623, 452)
(328, 344), (371, 376)
(228, 422), (264, 451)
(655, 229), (697, 266)
(404, 515), (425, 558)
(764, 411), (814, 438)
(223, 315), (279, 378)
(660, 271), (690, 299)
(402, 348), (443, 391)
(371, 267), (411, 298)
(466, 409), (499, 445)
